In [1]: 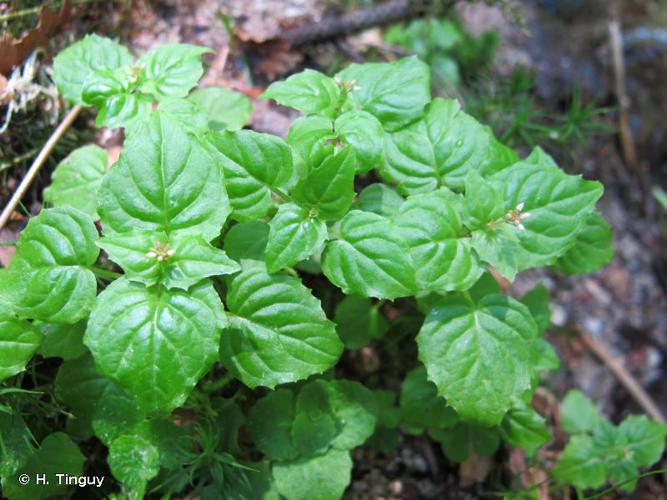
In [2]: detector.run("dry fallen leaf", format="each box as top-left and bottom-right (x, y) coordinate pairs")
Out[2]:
(459, 452), (493, 486)
(0, 227), (18, 267)
(0, 0), (72, 76)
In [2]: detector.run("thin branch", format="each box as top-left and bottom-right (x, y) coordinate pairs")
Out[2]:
(280, 0), (455, 46)
(609, 20), (638, 171)
(0, 147), (40, 173)
(0, 105), (81, 231)
(578, 328), (666, 424)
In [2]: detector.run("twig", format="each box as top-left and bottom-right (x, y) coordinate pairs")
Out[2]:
(420, 435), (440, 476)
(280, 0), (455, 46)
(578, 328), (666, 423)
(0, 105), (81, 231)
(609, 20), (638, 173)
(0, 147), (40, 173)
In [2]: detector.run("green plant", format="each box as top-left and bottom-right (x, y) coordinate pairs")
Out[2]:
(554, 390), (667, 493)
(0, 35), (661, 499)
(465, 68), (613, 152)
(384, 17), (498, 87)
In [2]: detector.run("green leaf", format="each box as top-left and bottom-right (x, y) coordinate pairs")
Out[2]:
(417, 292), (538, 425)
(470, 225), (521, 282)
(108, 433), (160, 494)
(290, 384), (340, 457)
(53, 34), (133, 104)
(85, 278), (225, 414)
(0, 314), (41, 382)
(314, 380), (377, 450)
(82, 68), (151, 128)
(0, 269), (13, 311)
(266, 203), (328, 273)
(554, 414), (666, 492)
(0, 412), (34, 478)
(336, 56), (430, 131)
(157, 97), (210, 133)
(273, 449), (352, 500)
(552, 434), (607, 490)
(463, 169), (504, 229)
(38, 321), (86, 361)
(334, 111), (384, 173)
(98, 111), (229, 238)
(488, 147), (604, 270)
(500, 402), (552, 454)
(2, 433), (85, 500)
(242, 462), (281, 500)
(223, 221), (269, 266)
(139, 43), (212, 98)
(560, 389), (604, 434)
(148, 418), (193, 469)
(261, 69), (342, 118)
(555, 212), (614, 275)
(55, 354), (142, 442)
(533, 338), (559, 372)
(355, 183), (404, 217)
(653, 186), (667, 211)
(220, 268), (343, 389)
(381, 98), (516, 194)
(248, 379), (376, 462)
(400, 366), (458, 435)
(208, 129), (293, 221)
(618, 415), (667, 467)
(285, 115), (335, 174)
(43, 145), (109, 218)
(394, 189), (483, 292)
(247, 389), (299, 461)
(98, 230), (239, 289)
(385, 18), (463, 57)
(432, 422), (500, 463)
(519, 284), (551, 333)
(322, 210), (416, 299)
(334, 295), (388, 349)
(188, 87), (252, 130)
(369, 390), (401, 452)
(467, 271), (502, 301)
(292, 147), (356, 221)
(8, 207), (99, 323)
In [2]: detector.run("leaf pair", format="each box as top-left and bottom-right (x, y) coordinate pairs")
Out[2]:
(79, 112), (239, 414)
(382, 98), (517, 194)
(54, 34), (210, 127)
(554, 390), (667, 491)
(264, 57), (430, 174)
(247, 378), (377, 500)
(209, 128), (357, 273)
(2, 207), (100, 324)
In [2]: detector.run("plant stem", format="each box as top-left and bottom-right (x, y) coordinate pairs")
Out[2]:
(0, 6), (42, 22)
(0, 148), (40, 173)
(88, 266), (122, 280)
(272, 187), (291, 201)
(0, 105), (82, 231)
(204, 373), (234, 394)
